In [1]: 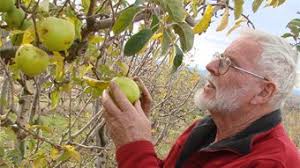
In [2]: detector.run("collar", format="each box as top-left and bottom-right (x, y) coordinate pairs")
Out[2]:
(202, 109), (282, 154)
(175, 109), (282, 168)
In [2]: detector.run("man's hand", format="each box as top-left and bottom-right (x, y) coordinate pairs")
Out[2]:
(134, 77), (153, 117)
(102, 81), (152, 149)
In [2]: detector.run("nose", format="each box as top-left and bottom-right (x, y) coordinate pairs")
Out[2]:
(206, 59), (220, 76)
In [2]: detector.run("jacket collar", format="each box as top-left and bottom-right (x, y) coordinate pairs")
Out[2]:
(201, 109), (282, 154)
(175, 109), (282, 168)
(176, 109), (281, 168)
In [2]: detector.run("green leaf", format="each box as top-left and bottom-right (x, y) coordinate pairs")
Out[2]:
(50, 89), (60, 109)
(193, 4), (214, 34)
(281, 33), (293, 38)
(234, 0), (244, 20)
(161, 30), (171, 56)
(150, 15), (159, 33)
(81, 0), (90, 14)
(252, 0), (264, 13)
(287, 19), (300, 29)
(172, 44), (184, 72)
(124, 29), (153, 56)
(173, 22), (194, 52)
(74, 18), (83, 41)
(112, 6), (141, 35)
(164, 0), (186, 22)
(0, 147), (4, 157)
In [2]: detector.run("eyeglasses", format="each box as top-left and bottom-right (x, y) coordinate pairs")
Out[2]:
(212, 52), (269, 81)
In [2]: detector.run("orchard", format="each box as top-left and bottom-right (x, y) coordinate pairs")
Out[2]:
(0, 0), (299, 167)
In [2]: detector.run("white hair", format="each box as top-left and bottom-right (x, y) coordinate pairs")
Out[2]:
(239, 29), (299, 109)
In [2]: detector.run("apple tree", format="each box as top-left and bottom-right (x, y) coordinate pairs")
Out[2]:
(0, 0), (288, 167)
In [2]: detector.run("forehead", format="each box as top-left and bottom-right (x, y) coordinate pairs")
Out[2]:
(224, 37), (263, 68)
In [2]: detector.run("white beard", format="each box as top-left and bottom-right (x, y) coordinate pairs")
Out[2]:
(193, 82), (251, 113)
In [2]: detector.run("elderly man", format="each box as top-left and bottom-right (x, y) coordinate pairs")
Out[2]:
(102, 29), (300, 168)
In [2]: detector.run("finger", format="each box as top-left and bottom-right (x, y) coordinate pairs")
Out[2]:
(134, 100), (143, 114)
(102, 89), (122, 117)
(109, 81), (136, 112)
(134, 77), (153, 103)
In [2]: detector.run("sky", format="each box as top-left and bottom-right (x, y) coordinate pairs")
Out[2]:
(185, 0), (300, 72)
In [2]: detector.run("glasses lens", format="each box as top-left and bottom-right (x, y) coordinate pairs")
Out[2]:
(219, 55), (231, 74)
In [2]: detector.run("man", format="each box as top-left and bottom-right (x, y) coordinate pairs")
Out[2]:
(102, 29), (300, 167)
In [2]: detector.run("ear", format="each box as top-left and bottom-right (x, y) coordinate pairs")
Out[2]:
(250, 81), (276, 105)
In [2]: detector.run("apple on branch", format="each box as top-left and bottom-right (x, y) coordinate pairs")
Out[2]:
(15, 44), (50, 77)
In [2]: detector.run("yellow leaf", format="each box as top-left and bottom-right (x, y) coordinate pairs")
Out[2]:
(193, 4), (214, 34)
(22, 27), (35, 44)
(268, 0), (285, 7)
(33, 155), (47, 168)
(52, 52), (65, 82)
(278, 0), (286, 6)
(216, 7), (229, 31)
(192, 0), (204, 16)
(82, 76), (110, 89)
(234, 0), (244, 20)
(88, 35), (105, 44)
(168, 45), (176, 66)
(63, 145), (81, 161)
(226, 17), (246, 36)
(0, 38), (2, 47)
(50, 147), (60, 160)
(151, 32), (163, 40)
(79, 64), (93, 78)
(30, 125), (53, 133)
(252, 0), (264, 13)
(116, 61), (129, 75)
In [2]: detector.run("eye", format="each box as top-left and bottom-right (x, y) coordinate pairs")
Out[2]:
(224, 57), (231, 66)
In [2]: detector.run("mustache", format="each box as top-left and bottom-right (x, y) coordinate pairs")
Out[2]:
(204, 74), (215, 84)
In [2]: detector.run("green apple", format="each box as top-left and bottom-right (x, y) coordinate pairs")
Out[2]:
(112, 77), (141, 103)
(15, 44), (50, 77)
(4, 7), (25, 28)
(0, 0), (15, 12)
(38, 17), (75, 51)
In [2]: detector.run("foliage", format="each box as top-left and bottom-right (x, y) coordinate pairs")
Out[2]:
(0, 0), (293, 167)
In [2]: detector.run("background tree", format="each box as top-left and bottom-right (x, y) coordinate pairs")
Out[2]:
(0, 0), (295, 167)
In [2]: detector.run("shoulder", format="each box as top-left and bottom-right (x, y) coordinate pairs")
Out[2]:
(248, 159), (285, 168)
(250, 123), (300, 167)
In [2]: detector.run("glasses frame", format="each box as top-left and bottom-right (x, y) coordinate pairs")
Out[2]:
(213, 52), (270, 81)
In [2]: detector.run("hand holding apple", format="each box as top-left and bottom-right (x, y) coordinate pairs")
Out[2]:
(111, 77), (141, 103)
(102, 81), (152, 149)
